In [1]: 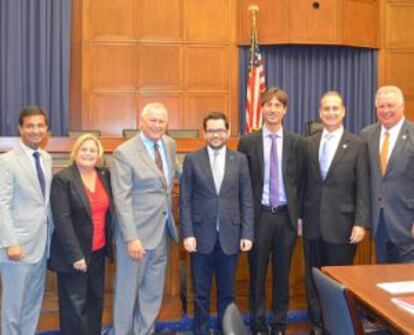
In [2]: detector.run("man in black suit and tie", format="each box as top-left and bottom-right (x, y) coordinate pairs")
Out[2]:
(301, 91), (369, 334)
(180, 112), (254, 335)
(361, 85), (414, 263)
(238, 87), (304, 335)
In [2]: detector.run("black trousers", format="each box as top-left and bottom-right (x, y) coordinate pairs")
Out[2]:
(57, 249), (105, 335)
(249, 207), (296, 333)
(191, 235), (238, 335)
(303, 238), (356, 326)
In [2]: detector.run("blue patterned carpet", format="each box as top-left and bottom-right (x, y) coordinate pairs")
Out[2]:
(37, 311), (307, 334)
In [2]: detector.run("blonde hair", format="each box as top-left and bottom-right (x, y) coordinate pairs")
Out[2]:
(69, 133), (105, 165)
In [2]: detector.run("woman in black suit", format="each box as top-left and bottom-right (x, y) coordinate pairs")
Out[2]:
(49, 133), (113, 335)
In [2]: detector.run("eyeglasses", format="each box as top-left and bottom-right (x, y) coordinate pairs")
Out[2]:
(205, 129), (227, 135)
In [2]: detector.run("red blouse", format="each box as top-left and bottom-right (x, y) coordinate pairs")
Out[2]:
(85, 175), (110, 251)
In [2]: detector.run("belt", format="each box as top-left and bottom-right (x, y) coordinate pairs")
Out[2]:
(260, 204), (288, 214)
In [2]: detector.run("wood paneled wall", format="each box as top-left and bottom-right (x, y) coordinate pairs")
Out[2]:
(71, 0), (240, 136)
(238, 0), (379, 47)
(378, 0), (414, 120)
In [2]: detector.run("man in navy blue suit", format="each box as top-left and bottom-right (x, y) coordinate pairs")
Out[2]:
(180, 111), (254, 335)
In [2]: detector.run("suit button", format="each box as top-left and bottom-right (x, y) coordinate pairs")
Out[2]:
(163, 212), (167, 215)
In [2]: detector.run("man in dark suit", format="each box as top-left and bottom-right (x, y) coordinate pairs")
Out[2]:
(180, 112), (254, 335)
(301, 91), (369, 334)
(238, 87), (304, 335)
(361, 85), (414, 263)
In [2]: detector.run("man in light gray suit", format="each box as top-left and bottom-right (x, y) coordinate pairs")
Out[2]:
(361, 85), (414, 263)
(0, 106), (53, 335)
(111, 102), (179, 335)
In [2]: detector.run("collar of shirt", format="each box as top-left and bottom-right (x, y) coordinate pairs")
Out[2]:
(381, 116), (405, 139)
(19, 140), (43, 168)
(321, 125), (344, 141)
(140, 132), (163, 158)
(262, 125), (284, 139)
(207, 145), (226, 160)
(380, 117), (405, 158)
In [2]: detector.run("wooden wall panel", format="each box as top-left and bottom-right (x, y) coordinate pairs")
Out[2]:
(386, 2), (414, 48)
(404, 98), (414, 121)
(183, 94), (227, 130)
(83, 0), (137, 40)
(89, 44), (137, 91)
(343, 0), (379, 47)
(184, 46), (228, 91)
(139, 44), (181, 90)
(88, 94), (137, 135)
(138, 0), (182, 41)
(386, 51), (414, 93)
(183, 0), (230, 42)
(238, 0), (289, 45)
(138, 94), (182, 129)
(291, 0), (340, 44)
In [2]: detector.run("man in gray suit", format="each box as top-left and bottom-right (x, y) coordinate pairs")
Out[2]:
(0, 106), (53, 335)
(111, 102), (179, 335)
(361, 85), (414, 263)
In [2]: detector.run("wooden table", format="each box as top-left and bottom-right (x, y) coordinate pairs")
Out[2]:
(322, 264), (414, 335)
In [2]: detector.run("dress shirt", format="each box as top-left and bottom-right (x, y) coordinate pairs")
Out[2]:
(19, 140), (46, 173)
(379, 117), (405, 161)
(207, 145), (226, 193)
(262, 126), (286, 206)
(140, 132), (170, 186)
(319, 126), (344, 172)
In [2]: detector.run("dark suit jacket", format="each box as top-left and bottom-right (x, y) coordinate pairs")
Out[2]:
(361, 120), (414, 244)
(49, 164), (114, 273)
(302, 130), (370, 243)
(238, 128), (304, 230)
(180, 147), (254, 255)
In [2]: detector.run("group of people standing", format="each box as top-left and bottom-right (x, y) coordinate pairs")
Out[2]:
(0, 84), (413, 335)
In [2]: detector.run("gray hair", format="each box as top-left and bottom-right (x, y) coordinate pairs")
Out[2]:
(141, 102), (168, 120)
(375, 85), (404, 107)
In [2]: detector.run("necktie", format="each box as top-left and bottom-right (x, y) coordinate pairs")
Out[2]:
(269, 134), (280, 207)
(154, 142), (167, 188)
(320, 134), (333, 180)
(33, 151), (45, 197)
(380, 131), (390, 175)
(212, 150), (223, 193)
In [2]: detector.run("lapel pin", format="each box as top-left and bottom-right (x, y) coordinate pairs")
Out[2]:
(342, 144), (348, 149)
(402, 134), (407, 140)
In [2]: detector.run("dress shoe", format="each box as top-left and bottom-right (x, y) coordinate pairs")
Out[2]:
(309, 325), (324, 335)
(271, 330), (285, 335)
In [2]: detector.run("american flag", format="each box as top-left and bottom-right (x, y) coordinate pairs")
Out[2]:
(245, 22), (266, 132)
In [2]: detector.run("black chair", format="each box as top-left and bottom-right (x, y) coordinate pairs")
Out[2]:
(313, 268), (390, 335)
(122, 128), (140, 137)
(166, 129), (199, 138)
(305, 120), (323, 136)
(223, 302), (249, 335)
(68, 129), (101, 137)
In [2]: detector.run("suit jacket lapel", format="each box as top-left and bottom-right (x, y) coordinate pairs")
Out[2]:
(311, 133), (323, 181)
(254, 130), (264, 183)
(282, 129), (290, 176)
(220, 149), (235, 195)
(368, 123), (382, 177)
(70, 165), (92, 218)
(136, 135), (167, 188)
(386, 121), (409, 176)
(328, 131), (352, 175)
(161, 135), (174, 185)
(201, 148), (217, 193)
(15, 145), (44, 199)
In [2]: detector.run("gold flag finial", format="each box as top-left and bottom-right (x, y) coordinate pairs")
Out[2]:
(248, 4), (259, 26)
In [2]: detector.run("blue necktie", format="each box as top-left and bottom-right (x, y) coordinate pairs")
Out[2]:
(33, 151), (45, 197)
(319, 134), (333, 180)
